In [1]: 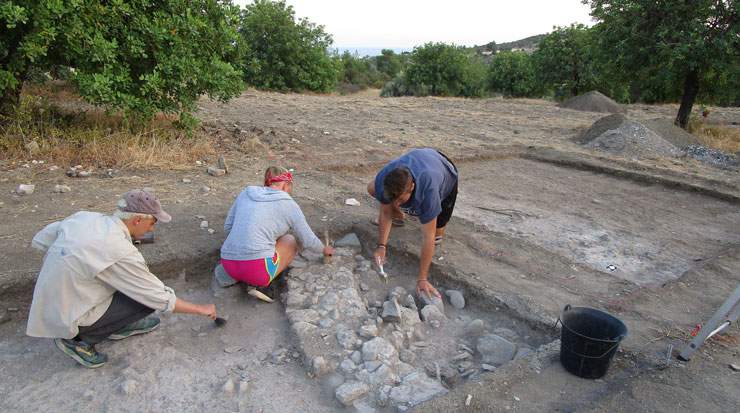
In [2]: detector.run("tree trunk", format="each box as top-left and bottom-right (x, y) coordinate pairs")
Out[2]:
(0, 82), (23, 120)
(676, 70), (699, 130)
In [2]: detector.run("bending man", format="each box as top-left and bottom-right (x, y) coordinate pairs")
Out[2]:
(367, 148), (458, 298)
(26, 189), (217, 368)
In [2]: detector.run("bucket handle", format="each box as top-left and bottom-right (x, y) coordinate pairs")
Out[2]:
(554, 317), (626, 345)
(554, 304), (626, 359)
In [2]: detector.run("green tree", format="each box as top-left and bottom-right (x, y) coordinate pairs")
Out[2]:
(403, 42), (486, 97)
(375, 49), (403, 80)
(532, 24), (597, 99)
(1, 0), (244, 121)
(488, 51), (539, 97)
(337, 51), (378, 88)
(239, 0), (338, 92)
(587, 0), (739, 129)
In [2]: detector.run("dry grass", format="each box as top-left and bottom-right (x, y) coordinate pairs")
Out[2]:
(689, 118), (740, 154)
(1, 88), (216, 170)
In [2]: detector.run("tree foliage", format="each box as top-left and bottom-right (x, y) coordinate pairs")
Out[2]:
(374, 49), (406, 80)
(587, 0), (739, 128)
(1, 0), (244, 121)
(532, 24), (597, 99)
(488, 51), (539, 97)
(397, 42), (486, 97)
(239, 0), (338, 92)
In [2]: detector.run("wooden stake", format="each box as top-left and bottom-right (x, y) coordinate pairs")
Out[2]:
(323, 229), (332, 264)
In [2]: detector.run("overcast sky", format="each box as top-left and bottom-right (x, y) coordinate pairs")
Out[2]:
(234, 0), (594, 48)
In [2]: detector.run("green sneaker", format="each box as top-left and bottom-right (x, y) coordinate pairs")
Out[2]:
(54, 338), (108, 368)
(108, 316), (160, 340)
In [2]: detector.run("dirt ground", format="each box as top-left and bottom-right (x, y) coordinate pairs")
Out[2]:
(1, 89), (738, 412)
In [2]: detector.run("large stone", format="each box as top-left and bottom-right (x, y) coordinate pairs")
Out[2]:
(399, 307), (421, 326)
(368, 364), (397, 386)
(350, 351), (363, 364)
(287, 309), (320, 325)
(402, 294), (417, 311)
(337, 326), (359, 350)
(335, 381), (370, 406)
(418, 292), (445, 314)
(323, 372), (345, 392)
(465, 319), (486, 336)
(319, 292), (339, 311)
(362, 337), (398, 363)
(340, 359), (357, 375)
(207, 166), (226, 176)
(493, 327), (519, 342)
(444, 290), (465, 309)
(311, 356), (332, 377)
(358, 323), (379, 338)
(286, 293), (308, 308)
(381, 300), (401, 323)
(352, 398), (377, 413)
(335, 233), (362, 248)
(389, 372), (447, 408)
(476, 334), (516, 366)
(420, 305), (446, 323)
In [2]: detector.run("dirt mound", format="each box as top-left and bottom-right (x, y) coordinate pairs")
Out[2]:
(642, 118), (701, 148)
(578, 114), (684, 159)
(558, 91), (625, 114)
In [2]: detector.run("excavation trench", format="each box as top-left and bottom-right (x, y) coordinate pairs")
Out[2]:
(281, 230), (557, 411)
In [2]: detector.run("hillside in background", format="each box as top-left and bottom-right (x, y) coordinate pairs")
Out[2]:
(471, 33), (546, 62)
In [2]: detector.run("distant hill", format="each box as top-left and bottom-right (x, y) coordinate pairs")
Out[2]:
(471, 34), (547, 62)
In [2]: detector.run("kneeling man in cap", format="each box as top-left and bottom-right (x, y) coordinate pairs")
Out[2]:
(26, 189), (218, 368)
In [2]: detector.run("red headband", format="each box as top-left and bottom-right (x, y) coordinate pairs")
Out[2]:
(265, 171), (293, 186)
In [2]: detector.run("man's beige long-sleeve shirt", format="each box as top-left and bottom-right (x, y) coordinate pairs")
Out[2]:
(26, 212), (176, 339)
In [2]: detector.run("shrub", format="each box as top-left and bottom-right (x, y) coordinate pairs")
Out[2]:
(390, 43), (486, 98)
(1, 0), (244, 122)
(488, 51), (539, 97)
(239, 0), (339, 92)
(532, 24), (597, 99)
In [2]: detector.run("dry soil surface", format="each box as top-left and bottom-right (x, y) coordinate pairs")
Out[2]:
(1, 90), (739, 412)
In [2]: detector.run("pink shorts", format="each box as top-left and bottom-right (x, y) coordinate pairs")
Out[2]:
(221, 253), (280, 287)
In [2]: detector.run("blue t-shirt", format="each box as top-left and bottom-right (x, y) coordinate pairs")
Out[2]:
(374, 148), (458, 224)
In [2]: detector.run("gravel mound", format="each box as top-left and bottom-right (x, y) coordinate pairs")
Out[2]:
(558, 91), (626, 114)
(579, 114), (684, 159)
(642, 118), (701, 148)
(684, 145), (739, 170)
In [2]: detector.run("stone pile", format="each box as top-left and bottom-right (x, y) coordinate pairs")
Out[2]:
(284, 233), (537, 411)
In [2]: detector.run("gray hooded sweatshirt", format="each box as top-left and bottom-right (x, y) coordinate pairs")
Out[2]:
(220, 186), (323, 261)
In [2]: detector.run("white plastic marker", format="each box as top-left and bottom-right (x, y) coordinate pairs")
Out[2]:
(376, 256), (389, 284)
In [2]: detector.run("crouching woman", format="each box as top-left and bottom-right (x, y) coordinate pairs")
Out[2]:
(217, 167), (333, 301)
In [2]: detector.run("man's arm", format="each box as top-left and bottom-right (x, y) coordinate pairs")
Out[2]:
(97, 253), (216, 318)
(417, 218), (441, 298)
(374, 203), (394, 265)
(31, 221), (62, 252)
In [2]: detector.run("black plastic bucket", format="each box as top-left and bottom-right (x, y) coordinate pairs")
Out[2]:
(558, 305), (628, 379)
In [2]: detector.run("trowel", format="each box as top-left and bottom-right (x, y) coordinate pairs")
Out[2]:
(376, 256), (389, 284)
